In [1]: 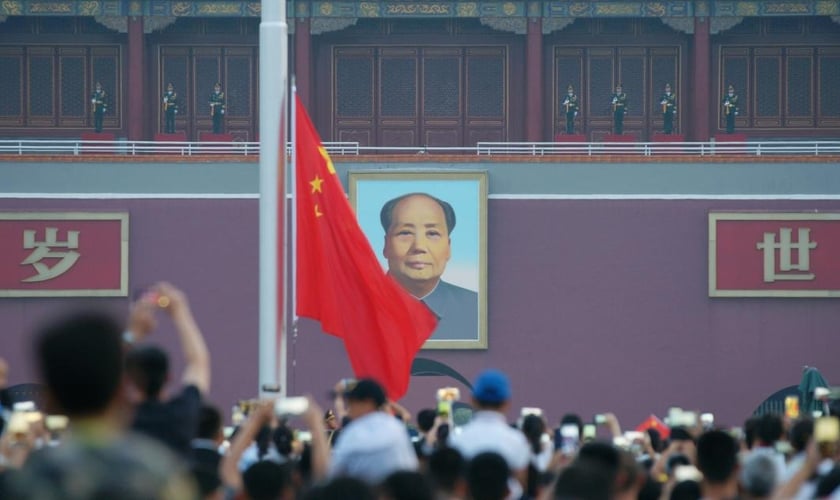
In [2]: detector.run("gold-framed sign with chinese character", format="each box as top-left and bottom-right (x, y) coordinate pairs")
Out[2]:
(709, 212), (840, 297)
(0, 212), (128, 297)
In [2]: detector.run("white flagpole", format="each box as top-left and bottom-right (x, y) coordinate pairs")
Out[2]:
(259, 0), (288, 398)
(290, 78), (298, 325)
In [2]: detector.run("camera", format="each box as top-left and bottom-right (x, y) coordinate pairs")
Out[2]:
(275, 397), (309, 417)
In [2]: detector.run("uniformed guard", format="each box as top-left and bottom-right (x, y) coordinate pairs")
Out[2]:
(209, 82), (226, 134)
(722, 84), (739, 134)
(90, 82), (108, 133)
(660, 83), (677, 135)
(162, 82), (179, 134)
(561, 84), (580, 135)
(611, 84), (628, 135)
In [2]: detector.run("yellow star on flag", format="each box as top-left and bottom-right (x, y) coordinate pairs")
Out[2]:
(310, 175), (324, 193)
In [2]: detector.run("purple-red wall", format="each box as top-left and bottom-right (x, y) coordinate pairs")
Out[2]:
(2, 197), (839, 429)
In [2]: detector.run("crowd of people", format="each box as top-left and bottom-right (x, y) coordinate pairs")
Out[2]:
(0, 283), (838, 499)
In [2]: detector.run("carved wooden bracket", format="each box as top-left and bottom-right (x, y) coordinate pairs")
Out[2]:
(480, 17), (527, 35)
(710, 16), (744, 34)
(660, 17), (694, 34)
(311, 17), (358, 35)
(542, 17), (574, 34)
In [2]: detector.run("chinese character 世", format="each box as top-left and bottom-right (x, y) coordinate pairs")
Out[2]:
(21, 228), (80, 282)
(755, 227), (817, 283)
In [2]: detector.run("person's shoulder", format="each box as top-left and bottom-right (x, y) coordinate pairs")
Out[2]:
(437, 280), (478, 299)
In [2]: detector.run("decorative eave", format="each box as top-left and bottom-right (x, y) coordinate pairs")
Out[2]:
(1, 0), (837, 21)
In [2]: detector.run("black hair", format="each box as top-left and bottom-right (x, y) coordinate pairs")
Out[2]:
(553, 458), (613, 500)
(417, 408), (437, 433)
(468, 452), (509, 500)
(789, 418), (814, 453)
(744, 416), (760, 449)
(243, 461), (292, 500)
(666, 453), (692, 476)
(559, 413), (583, 439)
(522, 414), (546, 455)
(124, 345), (169, 400)
(303, 477), (375, 500)
(696, 430), (739, 483)
(197, 403), (223, 440)
(577, 442), (620, 481)
(428, 447), (466, 493)
(380, 193), (456, 235)
(273, 424), (294, 457)
(669, 480), (701, 500)
(755, 413), (784, 446)
(646, 428), (664, 453)
(35, 311), (124, 417)
(255, 425), (272, 460)
(380, 471), (434, 500)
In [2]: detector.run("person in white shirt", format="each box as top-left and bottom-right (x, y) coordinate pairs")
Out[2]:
(329, 378), (418, 484)
(449, 369), (530, 492)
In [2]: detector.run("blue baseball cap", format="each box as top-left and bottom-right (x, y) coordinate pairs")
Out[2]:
(472, 369), (511, 404)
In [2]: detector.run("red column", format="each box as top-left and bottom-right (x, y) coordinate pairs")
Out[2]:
(525, 17), (543, 142)
(127, 16), (145, 141)
(295, 18), (312, 109)
(690, 17), (710, 141)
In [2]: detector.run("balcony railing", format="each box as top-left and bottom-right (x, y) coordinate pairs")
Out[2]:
(1, 139), (839, 157)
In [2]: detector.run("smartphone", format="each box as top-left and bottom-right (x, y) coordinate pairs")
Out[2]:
(275, 396), (309, 417)
(437, 400), (453, 417)
(45, 415), (69, 431)
(296, 430), (313, 443)
(814, 417), (840, 443)
(594, 414), (607, 425)
(437, 387), (460, 402)
(582, 424), (597, 441)
(520, 407), (543, 418)
(701, 413), (715, 428)
(559, 424), (580, 454)
(783, 396), (800, 419)
(7, 413), (30, 434)
(223, 426), (235, 439)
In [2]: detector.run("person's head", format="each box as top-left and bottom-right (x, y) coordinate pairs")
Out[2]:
(344, 378), (386, 419)
(728, 84), (735, 96)
(647, 428), (664, 453)
(125, 345), (170, 401)
(242, 461), (293, 500)
(744, 416), (760, 449)
(739, 452), (777, 498)
(665, 83), (672, 94)
(789, 418), (813, 453)
(553, 458), (614, 500)
(167, 82), (174, 92)
(577, 442), (621, 484)
(560, 413), (583, 439)
(193, 464), (223, 500)
(303, 477), (375, 500)
(616, 84), (623, 93)
(467, 452), (509, 500)
(214, 82), (221, 93)
(96, 82), (102, 90)
(197, 403), (224, 442)
(417, 408), (437, 433)
(696, 430), (739, 484)
(380, 471), (434, 500)
(34, 310), (125, 418)
(380, 193), (456, 297)
(754, 413), (783, 446)
(428, 447), (466, 495)
(522, 414), (546, 455)
(668, 480), (701, 500)
(471, 369), (511, 411)
(273, 425), (294, 457)
(567, 84), (574, 96)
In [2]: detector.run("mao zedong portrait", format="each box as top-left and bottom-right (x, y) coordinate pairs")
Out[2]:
(380, 193), (478, 341)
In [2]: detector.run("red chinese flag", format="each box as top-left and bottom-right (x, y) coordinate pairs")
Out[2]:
(294, 96), (437, 400)
(636, 414), (670, 440)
